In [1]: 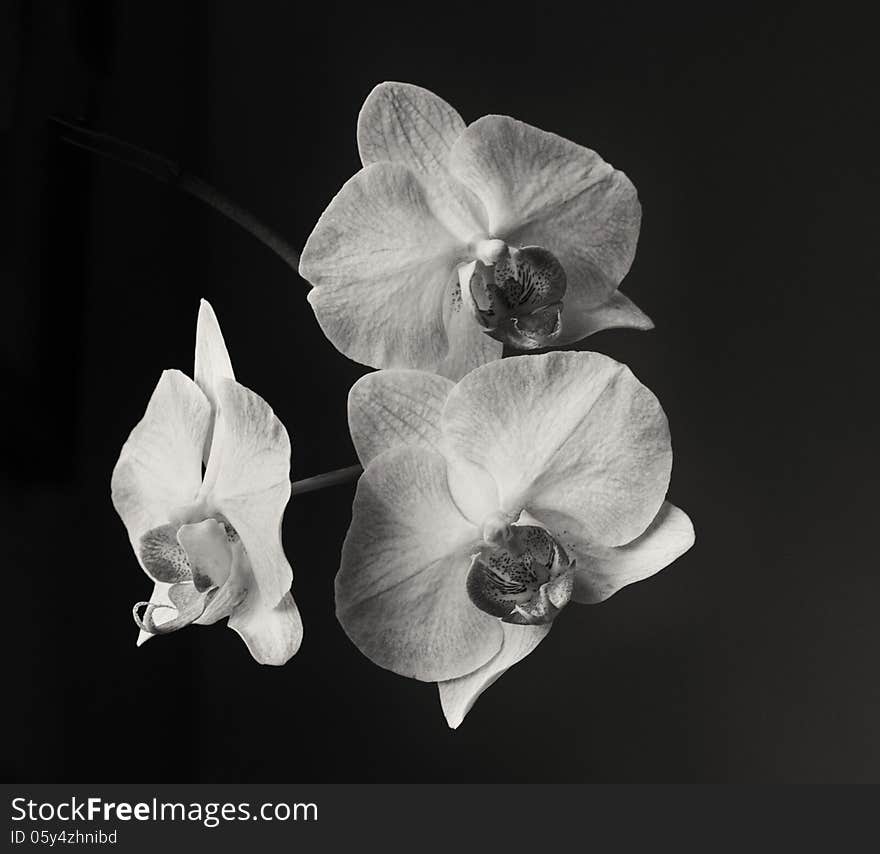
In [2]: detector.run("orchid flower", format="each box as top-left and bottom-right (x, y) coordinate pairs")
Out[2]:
(299, 82), (649, 381)
(339, 352), (694, 726)
(111, 300), (302, 665)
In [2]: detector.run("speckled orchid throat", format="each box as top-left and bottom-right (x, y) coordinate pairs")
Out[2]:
(465, 239), (567, 350)
(466, 517), (575, 626)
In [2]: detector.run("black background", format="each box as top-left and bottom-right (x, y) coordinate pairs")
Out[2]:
(4, 1), (878, 782)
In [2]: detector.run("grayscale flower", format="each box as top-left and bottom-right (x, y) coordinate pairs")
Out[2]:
(340, 353), (693, 726)
(300, 82), (648, 380)
(111, 301), (301, 665)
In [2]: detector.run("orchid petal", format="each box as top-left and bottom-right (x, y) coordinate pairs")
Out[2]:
(201, 378), (293, 608)
(111, 370), (211, 560)
(347, 369), (454, 466)
(556, 289), (654, 345)
(358, 81), (465, 174)
(301, 162), (467, 371)
(336, 446), (502, 681)
(194, 298), (235, 408)
(194, 299), (235, 462)
(438, 623), (550, 728)
(193, 542), (301, 666)
(570, 502), (695, 604)
(357, 81), (486, 240)
(449, 116), (641, 312)
(440, 352), (671, 547)
(229, 590), (303, 666)
(347, 366), (498, 536)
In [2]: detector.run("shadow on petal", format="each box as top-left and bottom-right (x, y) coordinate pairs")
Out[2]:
(229, 590), (303, 666)
(556, 289), (654, 347)
(571, 501), (695, 604)
(438, 623), (550, 728)
(337, 446), (502, 681)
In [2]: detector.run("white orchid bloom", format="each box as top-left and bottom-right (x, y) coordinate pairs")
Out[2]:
(300, 81), (648, 381)
(111, 300), (302, 665)
(340, 352), (694, 726)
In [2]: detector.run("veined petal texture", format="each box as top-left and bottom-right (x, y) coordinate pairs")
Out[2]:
(201, 378), (293, 608)
(301, 162), (467, 370)
(336, 445), (503, 681)
(111, 369), (210, 557)
(450, 115), (641, 312)
(440, 351), (671, 547)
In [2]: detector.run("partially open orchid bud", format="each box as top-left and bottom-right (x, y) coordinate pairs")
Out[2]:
(468, 245), (566, 350)
(113, 300), (302, 665)
(466, 524), (574, 625)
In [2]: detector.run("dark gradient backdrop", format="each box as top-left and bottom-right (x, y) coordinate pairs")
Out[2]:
(4, 1), (878, 782)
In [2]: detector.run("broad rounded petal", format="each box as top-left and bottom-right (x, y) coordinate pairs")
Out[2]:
(194, 299), (235, 460)
(571, 501), (695, 604)
(201, 379), (293, 607)
(433, 262), (503, 381)
(111, 370), (211, 559)
(358, 81), (466, 171)
(229, 590), (303, 666)
(438, 623), (550, 728)
(347, 370), (455, 466)
(336, 446), (502, 681)
(301, 162), (465, 370)
(357, 81), (486, 239)
(557, 290), (654, 346)
(450, 115), (641, 309)
(441, 352), (671, 547)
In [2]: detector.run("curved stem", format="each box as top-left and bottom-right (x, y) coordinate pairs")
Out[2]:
(290, 464), (362, 497)
(51, 116), (301, 269)
(54, 120), (363, 499)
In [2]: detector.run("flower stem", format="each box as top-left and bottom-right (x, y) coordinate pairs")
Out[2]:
(55, 120), (360, 498)
(51, 116), (301, 269)
(290, 464), (362, 497)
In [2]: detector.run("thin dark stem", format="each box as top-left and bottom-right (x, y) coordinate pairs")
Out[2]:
(51, 116), (301, 269)
(290, 464), (362, 497)
(54, 119), (360, 498)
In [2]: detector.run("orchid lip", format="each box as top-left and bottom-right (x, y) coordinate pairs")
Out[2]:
(132, 589), (215, 635)
(467, 244), (567, 350)
(466, 523), (575, 626)
(138, 524), (193, 584)
(135, 516), (242, 636)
